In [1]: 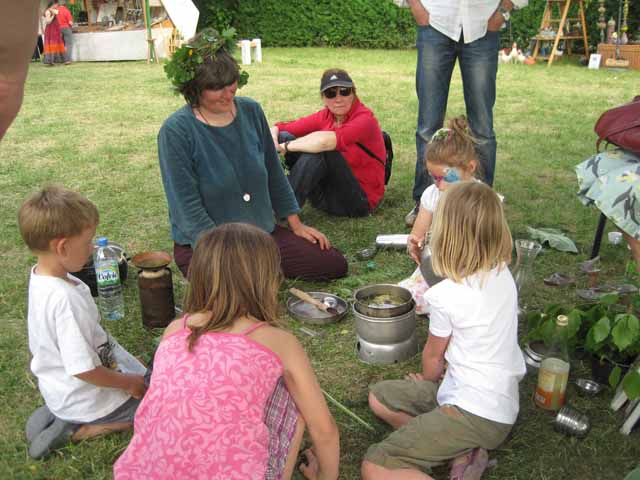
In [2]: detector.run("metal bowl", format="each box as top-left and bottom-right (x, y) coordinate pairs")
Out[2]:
(286, 292), (347, 325)
(575, 378), (603, 397)
(419, 244), (445, 287)
(354, 284), (414, 318)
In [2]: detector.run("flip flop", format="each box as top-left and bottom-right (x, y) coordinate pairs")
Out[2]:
(577, 284), (639, 301)
(449, 448), (489, 480)
(543, 272), (575, 287)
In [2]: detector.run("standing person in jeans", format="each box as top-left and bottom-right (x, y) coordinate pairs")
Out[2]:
(404, 0), (527, 227)
(271, 69), (386, 217)
(56, 1), (74, 64)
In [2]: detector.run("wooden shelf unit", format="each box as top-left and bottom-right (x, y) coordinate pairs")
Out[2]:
(532, 0), (590, 66)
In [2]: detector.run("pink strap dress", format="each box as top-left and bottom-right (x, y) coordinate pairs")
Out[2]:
(114, 317), (284, 479)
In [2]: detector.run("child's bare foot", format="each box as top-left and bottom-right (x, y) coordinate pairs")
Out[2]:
(449, 448), (488, 480)
(71, 422), (131, 441)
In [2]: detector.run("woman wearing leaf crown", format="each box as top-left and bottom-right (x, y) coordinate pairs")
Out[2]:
(158, 28), (347, 281)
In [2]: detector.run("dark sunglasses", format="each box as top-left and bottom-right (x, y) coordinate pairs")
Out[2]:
(323, 87), (353, 99)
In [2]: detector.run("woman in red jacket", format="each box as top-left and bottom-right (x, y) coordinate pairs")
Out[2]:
(271, 69), (386, 217)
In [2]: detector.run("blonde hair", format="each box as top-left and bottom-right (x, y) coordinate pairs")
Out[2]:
(18, 185), (99, 252)
(425, 116), (482, 179)
(430, 182), (512, 283)
(183, 223), (283, 351)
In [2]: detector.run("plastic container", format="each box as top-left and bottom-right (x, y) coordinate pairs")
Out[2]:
(94, 237), (125, 320)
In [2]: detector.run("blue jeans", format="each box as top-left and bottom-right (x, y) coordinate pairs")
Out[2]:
(412, 26), (499, 202)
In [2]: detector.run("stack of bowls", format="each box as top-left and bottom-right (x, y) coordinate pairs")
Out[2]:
(353, 285), (419, 364)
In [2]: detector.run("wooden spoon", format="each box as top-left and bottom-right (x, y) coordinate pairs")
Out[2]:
(289, 288), (339, 315)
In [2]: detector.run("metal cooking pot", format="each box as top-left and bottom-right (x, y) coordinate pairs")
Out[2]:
(419, 243), (445, 286)
(354, 284), (414, 318)
(353, 303), (416, 345)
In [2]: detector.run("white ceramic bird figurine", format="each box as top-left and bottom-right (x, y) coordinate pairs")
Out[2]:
(508, 42), (519, 62)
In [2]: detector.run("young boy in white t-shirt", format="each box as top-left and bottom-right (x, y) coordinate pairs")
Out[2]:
(19, 186), (146, 459)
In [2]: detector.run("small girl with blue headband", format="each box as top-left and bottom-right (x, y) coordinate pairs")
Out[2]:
(399, 116), (482, 314)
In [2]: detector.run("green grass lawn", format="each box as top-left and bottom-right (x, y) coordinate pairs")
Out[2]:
(1, 48), (639, 479)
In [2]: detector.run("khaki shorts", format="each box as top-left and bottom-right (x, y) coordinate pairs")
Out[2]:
(364, 379), (512, 472)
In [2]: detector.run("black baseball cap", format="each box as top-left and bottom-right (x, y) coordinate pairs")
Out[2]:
(320, 70), (354, 92)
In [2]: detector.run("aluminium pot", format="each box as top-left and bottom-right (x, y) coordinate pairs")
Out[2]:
(353, 303), (416, 345)
(353, 284), (414, 318)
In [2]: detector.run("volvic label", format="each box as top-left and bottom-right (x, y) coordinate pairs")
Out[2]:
(96, 262), (120, 287)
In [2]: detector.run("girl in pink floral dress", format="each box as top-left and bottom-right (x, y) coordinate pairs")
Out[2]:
(114, 224), (339, 480)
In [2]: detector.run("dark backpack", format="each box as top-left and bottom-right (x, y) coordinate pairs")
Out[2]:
(357, 131), (394, 185)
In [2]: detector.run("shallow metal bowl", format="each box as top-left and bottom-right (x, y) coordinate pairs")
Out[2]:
(286, 292), (347, 325)
(575, 378), (603, 396)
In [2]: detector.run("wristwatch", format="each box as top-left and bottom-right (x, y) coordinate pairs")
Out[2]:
(498, 5), (511, 22)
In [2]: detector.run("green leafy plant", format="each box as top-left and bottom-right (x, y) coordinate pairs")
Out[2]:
(584, 300), (640, 390)
(527, 293), (640, 396)
(524, 303), (589, 351)
(163, 27), (249, 92)
(195, 0), (638, 50)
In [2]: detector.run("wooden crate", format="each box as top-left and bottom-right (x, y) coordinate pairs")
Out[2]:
(598, 44), (640, 70)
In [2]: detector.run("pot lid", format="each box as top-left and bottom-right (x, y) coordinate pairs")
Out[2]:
(131, 251), (172, 271)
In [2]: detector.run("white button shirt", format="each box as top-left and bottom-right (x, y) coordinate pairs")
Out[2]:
(420, 0), (528, 43)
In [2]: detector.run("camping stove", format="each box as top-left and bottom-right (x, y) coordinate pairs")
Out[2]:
(353, 302), (419, 365)
(356, 333), (419, 364)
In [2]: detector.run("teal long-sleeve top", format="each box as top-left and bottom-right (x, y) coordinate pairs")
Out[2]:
(158, 97), (301, 247)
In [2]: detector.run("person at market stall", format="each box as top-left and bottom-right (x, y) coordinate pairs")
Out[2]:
(158, 29), (348, 280)
(271, 69), (386, 217)
(56, 1), (74, 65)
(42, 1), (67, 66)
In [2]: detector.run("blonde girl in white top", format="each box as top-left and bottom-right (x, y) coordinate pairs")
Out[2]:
(363, 182), (526, 480)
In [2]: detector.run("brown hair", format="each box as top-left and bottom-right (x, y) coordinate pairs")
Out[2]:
(425, 116), (483, 179)
(18, 185), (99, 252)
(183, 223), (283, 351)
(430, 182), (512, 283)
(179, 34), (240, 107)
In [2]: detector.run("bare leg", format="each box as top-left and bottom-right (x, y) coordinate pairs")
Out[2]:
(281, 416), (306, 480)
(71, 422), (132, 441)
(368, 392), (414, 430)
(623, 233), (640, 272)
(361, 460), (434, 480)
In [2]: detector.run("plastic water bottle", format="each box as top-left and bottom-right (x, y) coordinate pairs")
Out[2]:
(94, 237), (125, 320)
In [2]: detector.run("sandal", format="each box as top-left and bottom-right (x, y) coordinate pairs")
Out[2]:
(543, 272), (575, 287)
(449, 448), (489, 480)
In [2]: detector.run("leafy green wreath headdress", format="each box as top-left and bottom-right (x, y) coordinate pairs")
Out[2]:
(164, 27), (249, 91)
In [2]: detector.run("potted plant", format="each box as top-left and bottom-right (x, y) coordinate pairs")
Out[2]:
(524, 294), (640, 388)
(583, 293), (640, 387)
